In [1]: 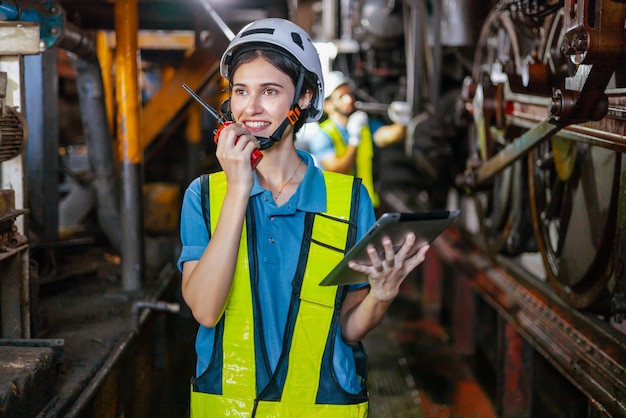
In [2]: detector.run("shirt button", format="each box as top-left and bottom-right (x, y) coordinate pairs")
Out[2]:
(269, 237), (275, 243)
(269, 216), (275, 221)
(262, 196), (269, 202)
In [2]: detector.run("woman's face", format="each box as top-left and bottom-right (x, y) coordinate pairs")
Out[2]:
(230, 56), (299, 138)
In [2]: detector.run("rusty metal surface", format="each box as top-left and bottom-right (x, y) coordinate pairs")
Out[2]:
(0, 345), (58, 418)
(434, 228), (626, 417)
(0, 191), (29, 261)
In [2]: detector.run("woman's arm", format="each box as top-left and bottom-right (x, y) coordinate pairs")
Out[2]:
(181, 125), (258, 327)
(340, 234), (430, 344)
(181, 187), (249, 327)
(320, 145), (358, 174)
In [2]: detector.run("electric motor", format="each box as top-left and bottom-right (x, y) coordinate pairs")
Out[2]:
(0, 72), (26, 163)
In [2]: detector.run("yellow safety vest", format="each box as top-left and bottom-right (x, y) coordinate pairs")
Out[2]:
(191, 170), (369, 417)
(319, 120), (380, 208)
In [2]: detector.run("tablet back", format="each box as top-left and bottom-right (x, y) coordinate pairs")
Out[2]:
(319, 210), (460, 286)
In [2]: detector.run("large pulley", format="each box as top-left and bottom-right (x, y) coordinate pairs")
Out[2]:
(0, 72), (27, 163)
(466, 3), (620, 310)
(463, 7), (535, 255)
(527, 8), (619, 309)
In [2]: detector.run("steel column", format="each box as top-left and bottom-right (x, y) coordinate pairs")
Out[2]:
(114, 0), (143, 292)
(24, 49), (59, 242)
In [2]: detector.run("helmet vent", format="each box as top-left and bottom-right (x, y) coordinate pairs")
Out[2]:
(241, 28), (274, 37)
(291, 33), (304, 50)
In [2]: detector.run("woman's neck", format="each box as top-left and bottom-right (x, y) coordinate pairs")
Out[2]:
(256, 146), (305, 205)
(256, 142), (302, 185)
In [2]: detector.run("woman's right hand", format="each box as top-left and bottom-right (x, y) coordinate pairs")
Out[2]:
(215, 122), (260, 192)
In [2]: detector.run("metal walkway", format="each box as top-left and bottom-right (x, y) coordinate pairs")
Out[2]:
(364, 309), (424, 417)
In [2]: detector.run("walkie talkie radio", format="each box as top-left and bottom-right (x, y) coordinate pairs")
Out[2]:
(183, 84), (263, 169)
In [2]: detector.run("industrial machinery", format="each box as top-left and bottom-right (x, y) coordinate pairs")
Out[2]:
(336, 0), (626, 414)
(343, 0), (626, 320)
(459, 0), (626, 314)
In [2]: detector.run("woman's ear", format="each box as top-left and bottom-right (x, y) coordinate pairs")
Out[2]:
(298, 88), (313, 109)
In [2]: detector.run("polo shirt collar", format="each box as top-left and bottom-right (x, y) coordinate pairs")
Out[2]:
(250, 150), (326, 213)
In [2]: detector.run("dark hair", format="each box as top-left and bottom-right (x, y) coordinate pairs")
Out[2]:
(229, 46), (317, 133)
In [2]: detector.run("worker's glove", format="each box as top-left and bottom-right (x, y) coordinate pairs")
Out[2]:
(347, 110), (368, 146)
(388, 101), (411, 126)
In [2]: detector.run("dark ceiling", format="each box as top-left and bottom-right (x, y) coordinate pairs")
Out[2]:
(58, 0), (289, 32)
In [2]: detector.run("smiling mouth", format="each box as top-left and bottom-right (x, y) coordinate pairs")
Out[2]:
(244, 121), (271, 130)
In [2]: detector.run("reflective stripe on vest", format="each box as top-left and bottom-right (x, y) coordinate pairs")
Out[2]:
(319, 119), (379, 208)
(191, 170), (368, 417)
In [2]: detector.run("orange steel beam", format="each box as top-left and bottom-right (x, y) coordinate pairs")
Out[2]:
(104, 30), (197, 50)
(142, 43), (227, 149)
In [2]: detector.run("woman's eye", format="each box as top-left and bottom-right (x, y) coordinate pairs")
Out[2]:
(263, 88), (277, 96)
(233, 89), (247, 96)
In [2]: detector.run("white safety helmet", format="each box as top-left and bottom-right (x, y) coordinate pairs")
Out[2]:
(220, 18), (324, 123)
(324, 71), (349, 100)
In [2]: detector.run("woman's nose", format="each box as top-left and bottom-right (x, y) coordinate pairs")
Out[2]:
(245, 94), (263, 115)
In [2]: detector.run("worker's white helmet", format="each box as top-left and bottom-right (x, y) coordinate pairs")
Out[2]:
(220, 18), (324, 122)
(324, 71), (349, 100)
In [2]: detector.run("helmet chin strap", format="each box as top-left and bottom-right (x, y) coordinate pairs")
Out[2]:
(257, 70), (310, 150)
(258, 105), (309, 150)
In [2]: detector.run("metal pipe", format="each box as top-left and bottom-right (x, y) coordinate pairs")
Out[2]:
(430, 0), (442, 110)
(355, 101), (389, 114)
(72, 57), (122, 252)
(53, 11), (123, 252)
(340, 0), (351, 40)
(115, 0), (144, 292)
(57, 21), (97, 60)
(131, 300), (180, 328)
(322, 0), (337, 41)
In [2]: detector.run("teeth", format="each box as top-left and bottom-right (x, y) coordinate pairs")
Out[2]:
(245, 121), (269, 128)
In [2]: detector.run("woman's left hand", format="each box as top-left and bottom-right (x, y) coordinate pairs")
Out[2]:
(348, 233), (429, 303)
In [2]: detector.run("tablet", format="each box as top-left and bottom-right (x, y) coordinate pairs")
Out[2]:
(319, 210), (460, 286)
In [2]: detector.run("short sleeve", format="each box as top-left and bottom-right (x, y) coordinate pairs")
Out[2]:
(308, 128), (336, 164)
(177, 177), (210, 272)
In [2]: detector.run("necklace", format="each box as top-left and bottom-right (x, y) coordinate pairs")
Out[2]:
(274, 160), (303, 201)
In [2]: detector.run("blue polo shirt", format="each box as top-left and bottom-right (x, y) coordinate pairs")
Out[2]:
(177, 150), (376, 394)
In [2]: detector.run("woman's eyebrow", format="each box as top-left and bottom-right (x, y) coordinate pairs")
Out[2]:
(232, 81), (285, 89)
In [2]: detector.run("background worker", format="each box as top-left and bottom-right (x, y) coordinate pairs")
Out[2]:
(307, 71), (408, 209)
(308, 71), (379, 208)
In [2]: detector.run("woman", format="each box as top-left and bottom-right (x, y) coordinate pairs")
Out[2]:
(178, 18), (429, 417)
